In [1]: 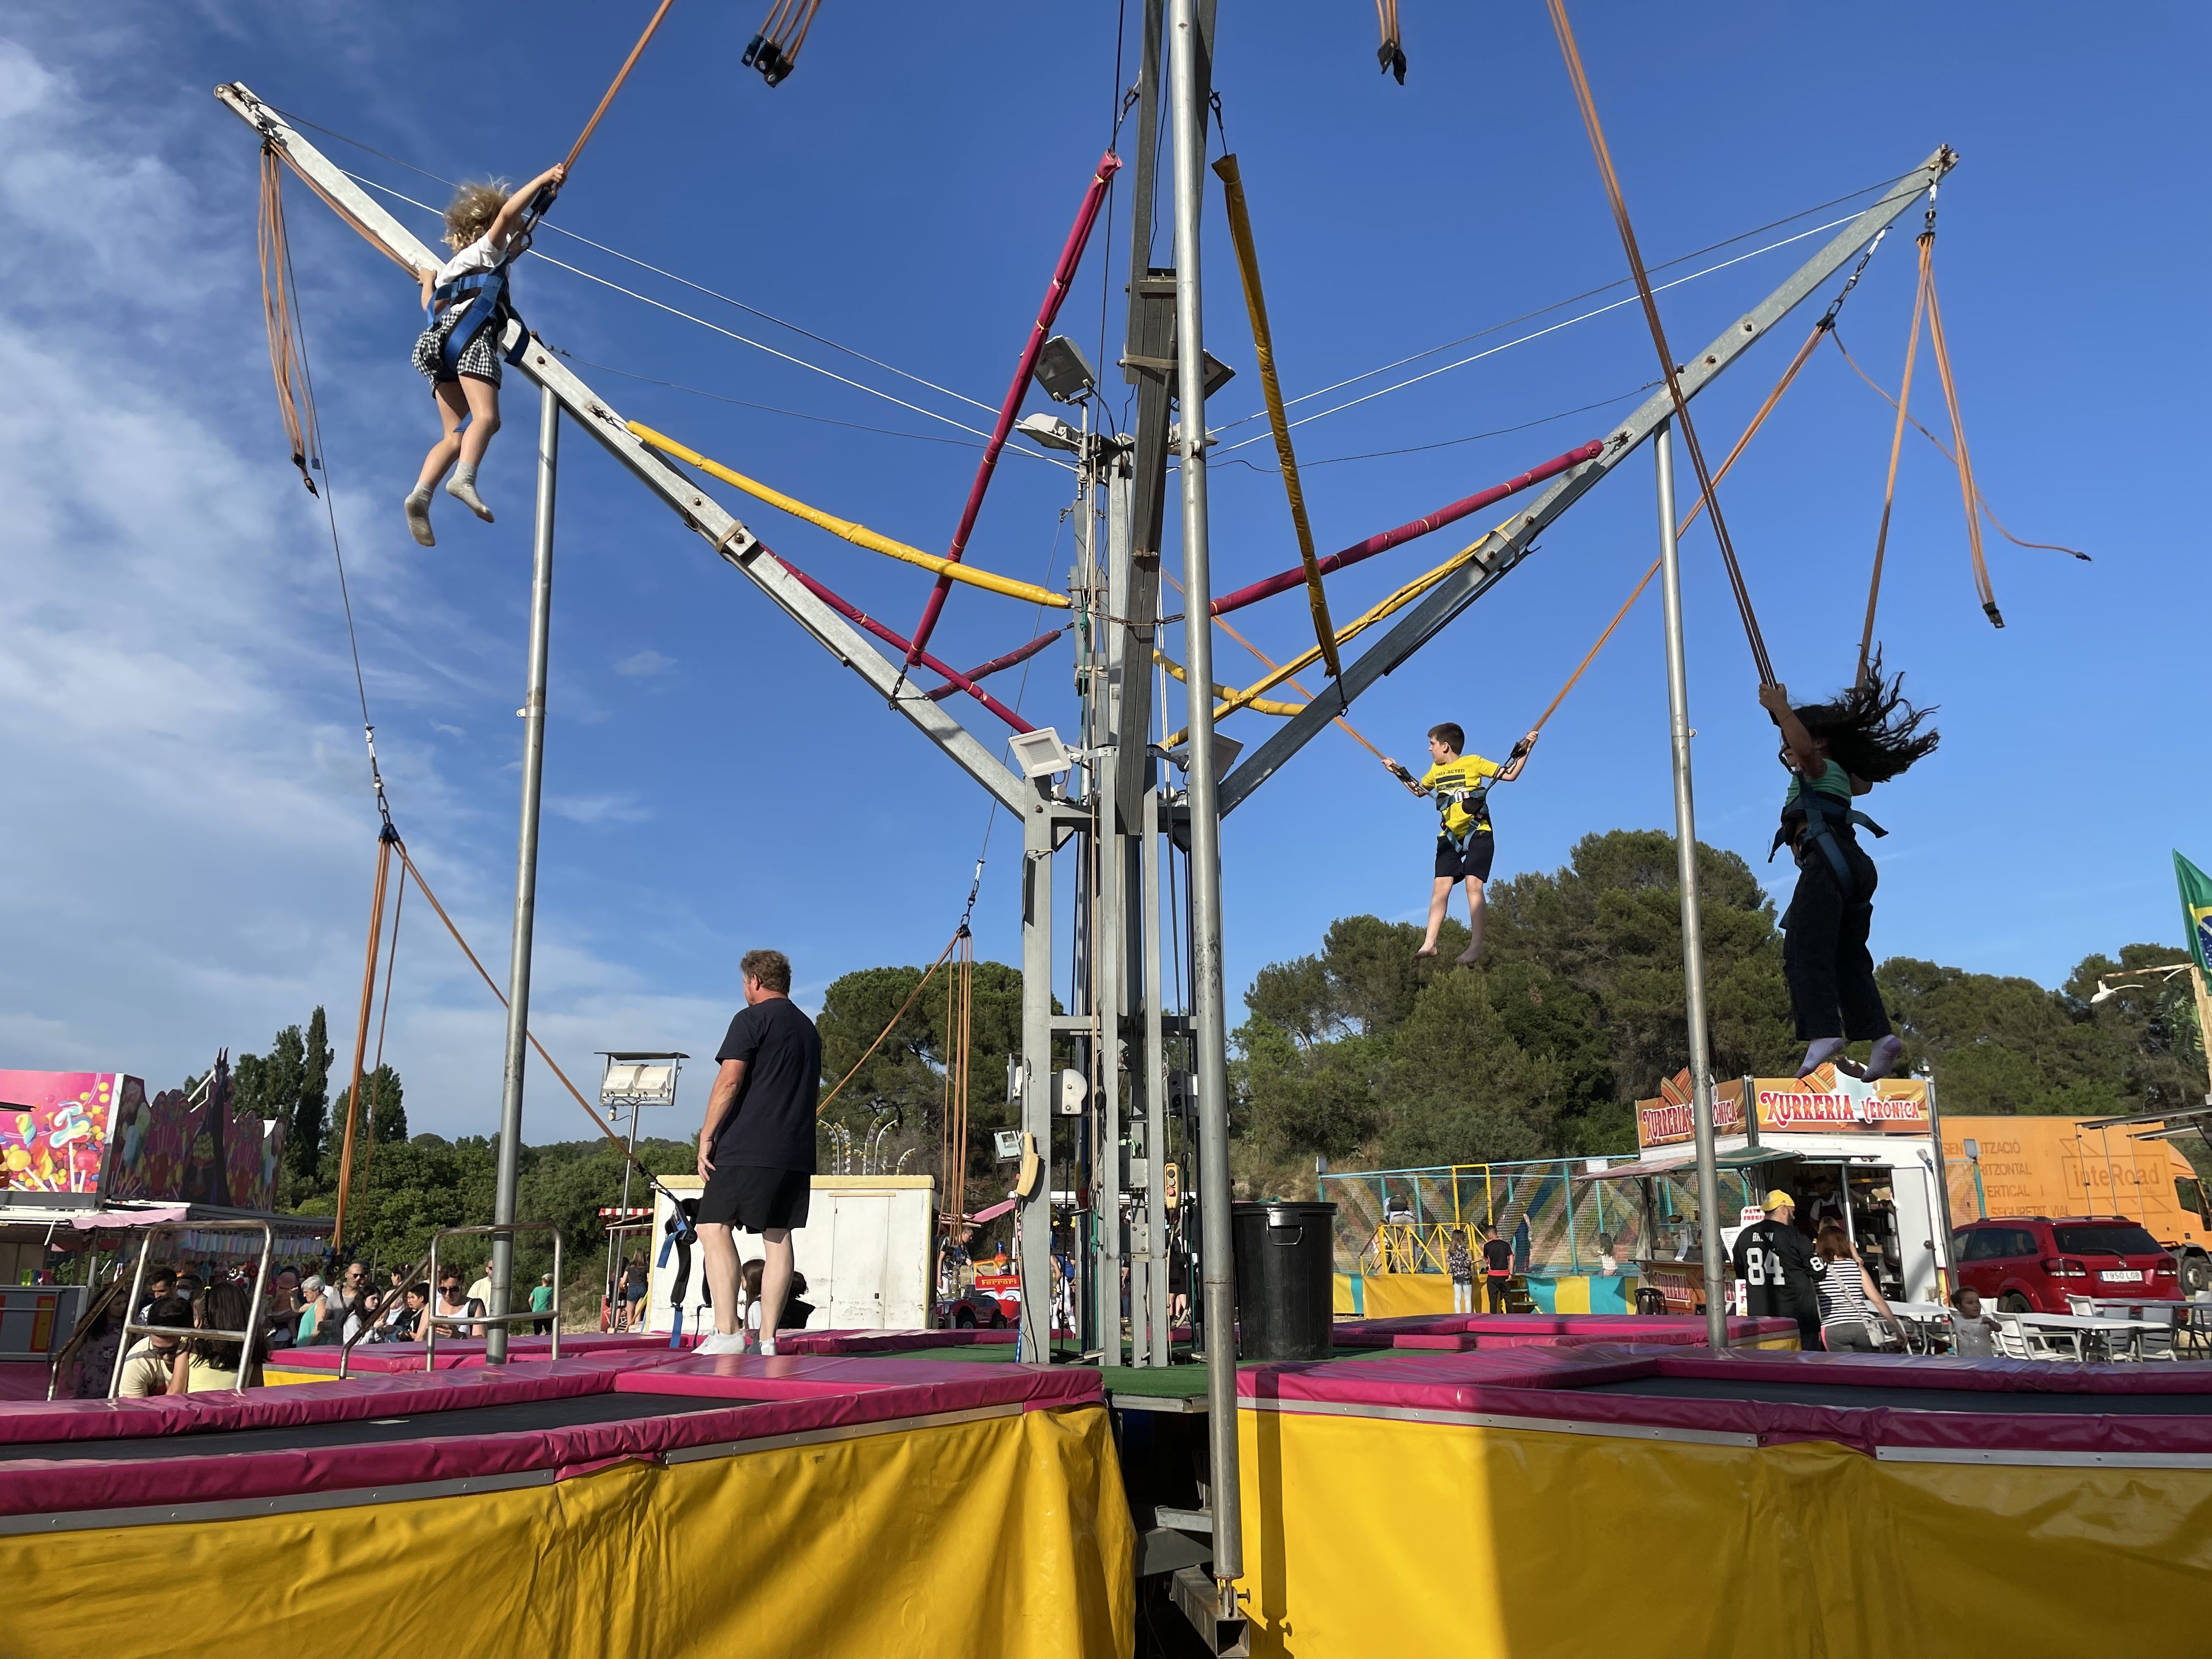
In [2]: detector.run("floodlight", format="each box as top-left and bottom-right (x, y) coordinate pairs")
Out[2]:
(1008, 725), (1075, 779)
(1032, 335), (1099, 403)
(598, 1054), (685, 1108)
(1016, 411), (1084, 453)
(1165, 732), (1243, 776)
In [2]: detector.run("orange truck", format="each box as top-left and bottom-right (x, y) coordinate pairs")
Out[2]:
(1942, 1116), (2212, 1294)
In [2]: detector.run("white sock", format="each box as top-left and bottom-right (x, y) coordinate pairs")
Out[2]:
(758, 1335), (776, 1357)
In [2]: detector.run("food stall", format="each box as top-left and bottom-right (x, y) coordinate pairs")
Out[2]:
(1589, 1063), (1950, 1312)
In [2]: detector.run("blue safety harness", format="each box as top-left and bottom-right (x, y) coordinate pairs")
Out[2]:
(424, 240), (532, 377)
(1769, 783), (1886, 900)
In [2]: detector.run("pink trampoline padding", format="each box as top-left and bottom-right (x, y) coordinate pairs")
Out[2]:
(1243, 1341), (2212, 1459)
(0, 1358), (1105, 1519)
(267, 1331), (696, 1374)
(1645, 1345), (2212, 1396)
(618, 1352), (1099, 1408)
(776, 1327), (1020, 1355)
(0, 1356), (655, 1445)
(1330, 1313), (1797, 1347)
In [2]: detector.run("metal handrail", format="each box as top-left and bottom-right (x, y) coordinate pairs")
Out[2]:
(426, 1222), (562, 1369)
(108, 1221), (274, 1397)
(334, 1246), (435, 1380)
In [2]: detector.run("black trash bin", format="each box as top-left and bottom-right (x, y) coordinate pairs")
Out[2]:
(1232, 1200), (1337, 1362)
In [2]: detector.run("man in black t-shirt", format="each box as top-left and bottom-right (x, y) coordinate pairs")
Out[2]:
(695, 948), (822, 1357)
(1480, 1228), (1515, 1314)
(1729, 1190), (1821, 1348)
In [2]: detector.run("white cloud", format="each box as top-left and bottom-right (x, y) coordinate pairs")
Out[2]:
(546, 792), (653, 828)
(0, 30), (692, 1137)
(613, 648), (676, 678)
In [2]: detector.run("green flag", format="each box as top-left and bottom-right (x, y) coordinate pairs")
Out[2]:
(2176, 851), (2212, 977)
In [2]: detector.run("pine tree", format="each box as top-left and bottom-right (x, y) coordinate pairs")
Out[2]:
(288, 1011), (332, 1178)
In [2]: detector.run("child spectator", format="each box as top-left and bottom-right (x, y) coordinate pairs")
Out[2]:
(1383, 722), (1533, 966)
(404, 165), (567, 545)
(782, 1271), (817, 1333)
(1949, 1285), (2000, 1357)
(343, 1288), (382, 1347)
(374, 1284), (430, 1344)
(741, 1257), (766, 1346)
(531, 1273), (557, 1335)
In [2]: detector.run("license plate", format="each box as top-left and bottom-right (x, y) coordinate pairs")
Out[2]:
(2100, 1269), (2144, 1282)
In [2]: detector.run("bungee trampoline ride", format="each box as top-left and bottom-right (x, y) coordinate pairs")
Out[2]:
(8, 4), (2188, 1659)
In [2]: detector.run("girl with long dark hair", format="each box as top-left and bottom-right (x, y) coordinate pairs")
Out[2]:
(1757, 653), (1938, 1080)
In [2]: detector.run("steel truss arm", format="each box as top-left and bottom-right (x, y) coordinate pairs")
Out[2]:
(1217, 146), (1955, 816)
(215, 82), (1027, 815)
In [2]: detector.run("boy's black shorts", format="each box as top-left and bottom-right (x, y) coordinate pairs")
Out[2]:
(697, 1163), (812, 1233)
(1435, 832), (1496, 882)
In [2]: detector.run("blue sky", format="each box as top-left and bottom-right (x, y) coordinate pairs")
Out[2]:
(1, 4), (2204, 1139)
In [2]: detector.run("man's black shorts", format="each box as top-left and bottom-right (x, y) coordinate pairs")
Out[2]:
(1435, 831), (1496, 883)
(698, 1163), (812, 1233)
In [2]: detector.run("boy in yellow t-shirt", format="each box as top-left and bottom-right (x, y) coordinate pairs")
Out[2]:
(1384, 721), (1534, 966)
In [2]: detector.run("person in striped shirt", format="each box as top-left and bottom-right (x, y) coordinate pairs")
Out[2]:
(1811, 1223), (1905, 1352)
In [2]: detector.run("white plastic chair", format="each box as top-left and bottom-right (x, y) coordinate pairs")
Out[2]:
(1996, 1313), (2081, 1362)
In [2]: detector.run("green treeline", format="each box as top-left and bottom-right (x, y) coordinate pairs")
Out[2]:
(209, 828), (2195, 1269)
(1232, 829), (2202, 1188)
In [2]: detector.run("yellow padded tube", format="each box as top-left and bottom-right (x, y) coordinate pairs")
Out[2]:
(1214, 153), (1341, 678)
(1154, 651), (1305, 716)
(628, 421), (1069, 610)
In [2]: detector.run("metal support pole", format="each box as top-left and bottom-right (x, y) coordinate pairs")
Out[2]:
(1170, 0), (1242, 1597)
(1091, 452), (1126, 1368)
(1656, 421), (1728, 1352)
(489, 383), (558, 1363)
(1019, 797), (1056, 1362)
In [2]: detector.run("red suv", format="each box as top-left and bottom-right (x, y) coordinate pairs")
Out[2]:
(1951, 1216), (2183, 1313)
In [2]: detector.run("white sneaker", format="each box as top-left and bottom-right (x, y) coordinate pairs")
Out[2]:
(695, 1330), (747, 1356)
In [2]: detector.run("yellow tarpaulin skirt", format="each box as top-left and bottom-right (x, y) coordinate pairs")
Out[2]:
(5, 1403), (1132, 1659)
(1234, 1403), (2212, 1658)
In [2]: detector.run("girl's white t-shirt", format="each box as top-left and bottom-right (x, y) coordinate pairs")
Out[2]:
(433, 230), (514, 287)
(745, 1301), (762, 1335)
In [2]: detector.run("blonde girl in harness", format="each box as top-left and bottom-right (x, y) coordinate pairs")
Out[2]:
(403, 163), (566, 546)
(1385, 721), (1536, 966)
(1758, 654), (1937, 1080)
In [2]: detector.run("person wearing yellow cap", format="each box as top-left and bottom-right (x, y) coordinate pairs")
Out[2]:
(1729, 1190), (1821, 1349)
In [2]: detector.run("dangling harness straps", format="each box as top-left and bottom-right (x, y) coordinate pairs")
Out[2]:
(1769, 787), (1887, 899)
(425, 251), (532, 377)
(658, 1198), (700, 1347)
